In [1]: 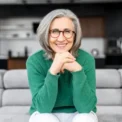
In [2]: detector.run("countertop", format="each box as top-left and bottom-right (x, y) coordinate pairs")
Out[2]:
(0, 55), (28, 60)
(0, 55), (8, 59)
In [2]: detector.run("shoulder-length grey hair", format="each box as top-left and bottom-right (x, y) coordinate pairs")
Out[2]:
(37, 9), (82, 60)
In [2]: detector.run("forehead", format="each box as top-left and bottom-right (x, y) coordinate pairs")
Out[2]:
(50, 17), (74, 30)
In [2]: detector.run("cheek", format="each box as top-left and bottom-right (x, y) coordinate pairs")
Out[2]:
(49, 37), (56, 44)
(67, 38), (74, 45)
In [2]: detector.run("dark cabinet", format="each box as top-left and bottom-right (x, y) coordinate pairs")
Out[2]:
(8, 58), (27, 70)
(79, 17), (105, 37)
(104, 54), (122, 69)
(0, 0), (22, 4)
(74, 0), (122, 3)
(105, 9), (122, 38)
(0, 59), (7, 69)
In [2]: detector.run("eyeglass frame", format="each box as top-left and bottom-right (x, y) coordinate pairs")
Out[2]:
(49, 29), (76, 39)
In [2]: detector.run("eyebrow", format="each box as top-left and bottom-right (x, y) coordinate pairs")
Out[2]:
(51, 28), (73, 30)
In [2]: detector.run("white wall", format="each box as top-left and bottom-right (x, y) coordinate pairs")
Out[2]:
(0, 39), (41, 57)
(81, 38), (105, 57)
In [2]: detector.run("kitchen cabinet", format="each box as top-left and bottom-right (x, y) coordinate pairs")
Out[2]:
(95, 58), (105, 69)
(0, 0), (23, 4)
(8, 58), (27, 69)
(26, 0), (71, 4)
(105, 54), (122, 69)
(74, 0), (122, 3)
(105, 10), (122, 38)
(0, 59), (7, 69)
(26, 0), (47, 4)
(49, 0), (70, 3)
(79, 17), (105, 37)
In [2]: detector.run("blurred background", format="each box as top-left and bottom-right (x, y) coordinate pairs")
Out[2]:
(0, 0), (122, 70)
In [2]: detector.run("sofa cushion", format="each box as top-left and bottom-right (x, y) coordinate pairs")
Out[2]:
(0, 89), (3, 107)
(2, 89), (31, 106)
(0, 106), (30, 122)
(97, 106), (122, 115)
(0, 70), (6, 88)
(118, 69), (122, 86)
(0, 76), (3, 88)
(96, 69), (121, 88)
(97, 106), (122, 122)
(0, 106), (30, 114)
(3, 70), (29, 88)
(0, 115), (30, 122)
(98, 115), (122, 122)
(96, 89), (122, 105)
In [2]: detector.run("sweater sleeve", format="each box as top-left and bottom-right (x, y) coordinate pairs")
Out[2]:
(26, 57), (60, 113)
(71, 56), (97, 113)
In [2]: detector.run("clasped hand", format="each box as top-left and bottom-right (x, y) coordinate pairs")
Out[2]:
(50, 52), (82, 75)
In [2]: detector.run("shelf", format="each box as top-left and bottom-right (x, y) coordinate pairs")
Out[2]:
(105, 65), (122, 69)
(0, 37), (36, 40)
(106, 53), (122, 56)
(9, 57), (28, 59)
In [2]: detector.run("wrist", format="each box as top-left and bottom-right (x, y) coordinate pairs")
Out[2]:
(72, 66), (82, 72)
(49, 69), (58, 75)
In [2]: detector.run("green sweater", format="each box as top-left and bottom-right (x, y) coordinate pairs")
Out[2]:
(26, 49), (97, 115)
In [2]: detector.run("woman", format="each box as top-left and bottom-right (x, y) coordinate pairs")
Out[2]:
(26, 9), (98, 122)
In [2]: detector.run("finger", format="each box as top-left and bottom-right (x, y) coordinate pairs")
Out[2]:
(67, 53), (76, 60)
(63, 58), (75, 64)
(58, 52), (75, 59)
(62, 52), (75, 60)
(60, 66), (64, 73)
(61, 68), (64, 73)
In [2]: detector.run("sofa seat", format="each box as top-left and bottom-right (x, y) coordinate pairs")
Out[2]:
(0, 106), (122, 122)
(0, 106), (30, 122)
(0, 106), (30, 114)
(97, 106), (122, 122)
(0, 114), (30, 122)
(0, 69), (122, 122)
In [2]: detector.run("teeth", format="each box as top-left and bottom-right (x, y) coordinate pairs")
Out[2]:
(56, 44), (67, 46)
(57, 45), (66, 46)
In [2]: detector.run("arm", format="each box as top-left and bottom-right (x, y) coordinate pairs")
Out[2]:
(71, 57), (97, 113)
(26, 57), (60, 113)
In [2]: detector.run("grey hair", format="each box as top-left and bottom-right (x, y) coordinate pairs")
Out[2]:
(37, 9), (82, 60)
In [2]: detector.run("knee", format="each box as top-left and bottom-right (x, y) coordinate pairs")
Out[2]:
(29, 112), (60, 122)
(72, 113), (95, 122)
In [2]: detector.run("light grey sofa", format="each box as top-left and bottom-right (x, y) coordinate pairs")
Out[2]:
(0, 69), (122, 122)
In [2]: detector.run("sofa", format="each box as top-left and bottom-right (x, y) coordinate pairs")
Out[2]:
(0, 69), (122, 122)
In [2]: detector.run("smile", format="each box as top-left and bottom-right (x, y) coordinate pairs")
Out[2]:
(56, 44), (67, 48)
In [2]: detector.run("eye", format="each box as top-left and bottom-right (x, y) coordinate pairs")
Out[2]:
(51, 29), (59, 33)
(64, 29), (71, 33)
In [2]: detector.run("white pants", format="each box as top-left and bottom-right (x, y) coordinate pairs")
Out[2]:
(29, 111), (98, 122)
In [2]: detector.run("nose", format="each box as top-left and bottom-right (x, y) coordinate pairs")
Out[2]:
(57, 32), (65, 42)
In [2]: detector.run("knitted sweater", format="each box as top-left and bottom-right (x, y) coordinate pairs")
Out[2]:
(26, 49), (97, 115)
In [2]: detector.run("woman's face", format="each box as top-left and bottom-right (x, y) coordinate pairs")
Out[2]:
(48, 17), (75, 53)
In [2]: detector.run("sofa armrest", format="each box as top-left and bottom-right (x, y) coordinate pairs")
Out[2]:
(0, 70), (6, 107)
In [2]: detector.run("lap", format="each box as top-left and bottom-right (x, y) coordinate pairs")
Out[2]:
(72, 111), (98, 122)
(29, 111), (59, 122)
(29, 111), (98, 122)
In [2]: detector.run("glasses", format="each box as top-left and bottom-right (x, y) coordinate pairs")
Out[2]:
(49, 29), (75, 39)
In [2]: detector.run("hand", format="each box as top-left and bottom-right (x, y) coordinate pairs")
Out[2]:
(49, 52), (76, 75)
(60, 61), (82, 73)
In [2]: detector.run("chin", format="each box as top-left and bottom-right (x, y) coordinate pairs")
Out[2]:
(54, 49), (70, 53)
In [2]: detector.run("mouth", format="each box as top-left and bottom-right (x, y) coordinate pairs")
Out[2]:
(56, 43), (67, 49)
